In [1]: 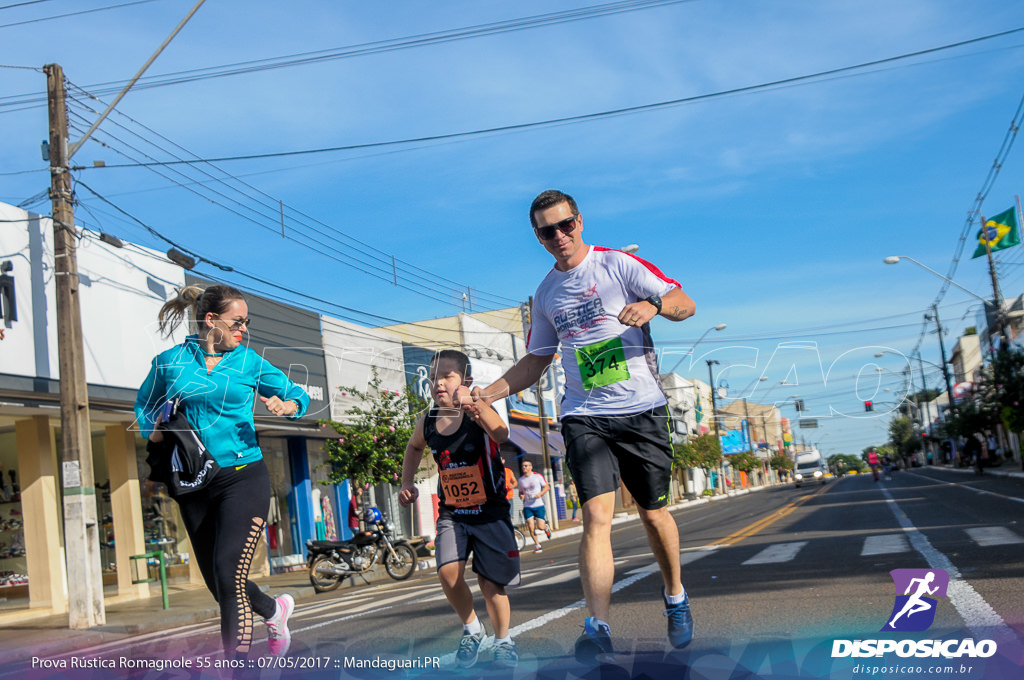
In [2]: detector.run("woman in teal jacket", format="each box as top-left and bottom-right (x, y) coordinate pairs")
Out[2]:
(135, 284), (310, 659)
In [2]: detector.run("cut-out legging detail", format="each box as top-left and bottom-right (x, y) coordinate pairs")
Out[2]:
(177, 460), (276, 657)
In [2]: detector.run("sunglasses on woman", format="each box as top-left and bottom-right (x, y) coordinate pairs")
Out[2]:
(215, 315), (250, 330)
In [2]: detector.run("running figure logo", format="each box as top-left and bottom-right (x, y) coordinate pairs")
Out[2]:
(881, 569), (949, 632)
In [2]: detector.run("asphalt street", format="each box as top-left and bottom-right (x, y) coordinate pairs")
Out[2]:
(8, 467), (1024, 679)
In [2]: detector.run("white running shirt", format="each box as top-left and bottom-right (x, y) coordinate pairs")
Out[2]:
(527, 246), (680, 417)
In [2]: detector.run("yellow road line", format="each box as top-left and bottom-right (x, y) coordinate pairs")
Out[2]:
(717, 484), (829, 547)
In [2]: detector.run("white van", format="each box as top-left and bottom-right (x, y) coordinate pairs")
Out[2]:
(794, 450), (827, 487)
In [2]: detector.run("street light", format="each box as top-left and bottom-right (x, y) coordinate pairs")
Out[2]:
(884, 254), (1005, 347)
(883, 256), (994, 306)
(665, 323), (727, 374)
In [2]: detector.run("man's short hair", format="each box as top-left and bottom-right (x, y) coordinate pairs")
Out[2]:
(530, 189), (579, 227)
(430, 349), (472, 379)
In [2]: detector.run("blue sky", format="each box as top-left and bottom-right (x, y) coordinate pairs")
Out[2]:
(3, 0), (1024, 455)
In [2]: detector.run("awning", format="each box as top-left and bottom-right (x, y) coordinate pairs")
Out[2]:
(508, 423), (564, 458)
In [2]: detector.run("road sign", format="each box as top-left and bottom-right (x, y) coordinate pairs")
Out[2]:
(798, 419), (818, 429)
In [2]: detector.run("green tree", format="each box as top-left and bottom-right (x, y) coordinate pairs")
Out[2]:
(888, 415), (922, 457)
(729, 452), (759, 473)
(318, 370), (429, 489)
(675, 433), (722, 478)
(769, 454), (792, 473)
(829, 453), (866, 474)
(983, 346), (1024, 434)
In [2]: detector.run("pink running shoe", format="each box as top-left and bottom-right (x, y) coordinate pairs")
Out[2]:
(265, 594), (294, 656)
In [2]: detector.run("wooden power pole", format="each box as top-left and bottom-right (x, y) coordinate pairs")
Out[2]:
(45, 63), (106, 628)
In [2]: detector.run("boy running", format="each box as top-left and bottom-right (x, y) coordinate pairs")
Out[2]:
(400, 350), (520, 669)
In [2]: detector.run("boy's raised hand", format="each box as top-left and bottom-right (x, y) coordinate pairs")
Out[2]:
(398, 485), (419, 507)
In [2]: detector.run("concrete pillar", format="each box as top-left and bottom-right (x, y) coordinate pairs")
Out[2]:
(104, 424), (148, 599)
(15, 416), (67, 613)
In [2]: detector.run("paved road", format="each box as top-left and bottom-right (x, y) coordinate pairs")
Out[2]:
(11, 469), (1024, 679)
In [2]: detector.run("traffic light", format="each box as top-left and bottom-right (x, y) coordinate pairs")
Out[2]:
(864, 401), (873, 412)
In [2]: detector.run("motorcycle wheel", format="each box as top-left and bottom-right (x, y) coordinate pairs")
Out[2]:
(309, 554), (344, 593)
(384, 543), (417, 581)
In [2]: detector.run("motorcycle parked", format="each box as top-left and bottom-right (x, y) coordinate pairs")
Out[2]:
(306, 507), (417, 592)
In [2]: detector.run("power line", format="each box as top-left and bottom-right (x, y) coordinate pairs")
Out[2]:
(68, 188), (523, 342)
(63, 85), (520, 308)
(1, 0), (700, 106)
(56, 26), (1024, 169)
(0, 0), (161, 29)
(929, 91), (1024, 310)
(0, 0), (60, 10)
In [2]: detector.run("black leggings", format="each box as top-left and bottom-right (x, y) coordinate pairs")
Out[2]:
(176, 459), (276, 657)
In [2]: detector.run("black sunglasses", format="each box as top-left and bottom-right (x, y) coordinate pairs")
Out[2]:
(216, 315), (250, 330)
(534, 215), (578, 240)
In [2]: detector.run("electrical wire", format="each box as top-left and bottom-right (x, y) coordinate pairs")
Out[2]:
(54, 26), (1024, 169)
(63, 85), (521, 308)
(927, 91), (1024, 311)
(0, 0), (700, 106)
(0, 0), (161, 30)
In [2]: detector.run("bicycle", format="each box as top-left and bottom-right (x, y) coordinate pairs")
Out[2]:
(513, 526), (526, 551)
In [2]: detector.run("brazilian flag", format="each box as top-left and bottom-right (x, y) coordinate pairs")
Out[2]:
(972, 207), (1020, 259)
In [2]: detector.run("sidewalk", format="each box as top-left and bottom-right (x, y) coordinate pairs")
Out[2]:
(0, 482), (779, 666)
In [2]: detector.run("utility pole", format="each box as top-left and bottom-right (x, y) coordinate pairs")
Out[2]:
(707, 359), (725, 494)
(523, 298), (558, 530)
(45, 63), (105, 628)
(914, 351), (934, 464)
(929, 304), (959, 465)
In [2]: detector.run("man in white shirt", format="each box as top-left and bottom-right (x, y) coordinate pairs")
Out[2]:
(479, 189), (697, 662)
(517, 460), (551, 553)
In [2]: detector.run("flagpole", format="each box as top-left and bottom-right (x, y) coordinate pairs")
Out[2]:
(978, 213), (1006, 349)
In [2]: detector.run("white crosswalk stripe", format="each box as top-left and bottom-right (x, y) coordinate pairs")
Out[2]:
(742, 541), (808, 565)
(965, 526), (1024, 547)
(861, 534), (911, 556)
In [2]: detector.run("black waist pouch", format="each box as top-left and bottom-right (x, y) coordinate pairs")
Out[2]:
(146, 410), (220, 498)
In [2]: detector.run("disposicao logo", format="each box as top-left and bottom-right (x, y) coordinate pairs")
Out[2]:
(831, 568), (998, 660)
(882, 568), (949, 632)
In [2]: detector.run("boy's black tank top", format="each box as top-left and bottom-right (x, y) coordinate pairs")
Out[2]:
(423, 407), (510, 523)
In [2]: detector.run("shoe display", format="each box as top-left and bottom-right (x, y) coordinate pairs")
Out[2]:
(492, 639), (518, 668)
(574, 617), (613, 663)
(663, 594), (694, 649)
(455, 625), (485, 668)
(265, 594), (295, 656)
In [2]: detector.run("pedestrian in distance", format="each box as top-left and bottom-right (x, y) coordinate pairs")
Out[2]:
(868, 450), (880, 482)
(477, 189), (698, 662)
(518, 460), (552, 552)
(134, 284), (310, 659)
(399, 350), (521, 669)
(965, 435), (984, 476)
(501, 456), (518, 502)
(568, 480), (581, 522)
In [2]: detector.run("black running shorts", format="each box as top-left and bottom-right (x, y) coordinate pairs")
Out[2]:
(561, 406), (674, 510)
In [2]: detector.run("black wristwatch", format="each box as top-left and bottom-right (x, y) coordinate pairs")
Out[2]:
(644, 295), (662, 315)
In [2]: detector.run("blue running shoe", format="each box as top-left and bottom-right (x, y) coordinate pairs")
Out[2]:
(492, 639), (518, 668)
(574, 617), (613, 663)
(664, 594), (694, 649)
(455, 625), (485, 668)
